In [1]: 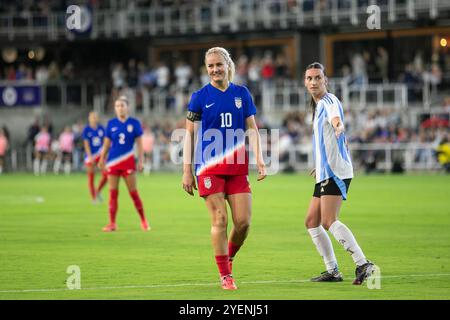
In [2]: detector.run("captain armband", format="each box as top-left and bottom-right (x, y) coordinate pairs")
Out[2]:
(187, 111), (202, 122)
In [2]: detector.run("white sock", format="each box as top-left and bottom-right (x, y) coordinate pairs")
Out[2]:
(40, 160), (48, 174)
(329, 220), (367, 266)
(33, 159), (40, 175)
(308, 226), (338, 273)
(53, 158), (61, 174)
(64, 162), (71, 175)
(144, 162), (151, 175)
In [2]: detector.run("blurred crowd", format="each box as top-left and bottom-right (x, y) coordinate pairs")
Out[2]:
(1, 97), (449, 175)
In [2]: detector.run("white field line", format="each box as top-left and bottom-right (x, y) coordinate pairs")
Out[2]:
(0, 273), (450, 294)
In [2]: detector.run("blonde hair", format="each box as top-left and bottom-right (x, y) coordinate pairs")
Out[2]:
(205, 47), (235, 82)
(115, 95), (129, 106)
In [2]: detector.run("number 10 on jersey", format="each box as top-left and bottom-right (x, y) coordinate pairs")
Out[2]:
(220, 112), (232, 128)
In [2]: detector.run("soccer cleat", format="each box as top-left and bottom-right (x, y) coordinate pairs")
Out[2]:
(221, 274), (237, 290)
(141, 220), (151, 231)
(311, 268), (343, 282)
(102, 223), (117, 232)
(353, 261), (375, 285)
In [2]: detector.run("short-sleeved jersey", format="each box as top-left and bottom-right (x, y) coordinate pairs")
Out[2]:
(188, 82), (257, 176)
(105, 117), (143, 168)
(82, 124), (105, 158)
(313, 93), (353, 183)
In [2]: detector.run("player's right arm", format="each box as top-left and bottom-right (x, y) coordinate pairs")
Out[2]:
(182, 119), (197, 196)
(98, 137), (111, 170)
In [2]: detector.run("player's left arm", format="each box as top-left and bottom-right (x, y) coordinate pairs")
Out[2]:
(246, 115), (266, 181)
(135, 136), (144, 172)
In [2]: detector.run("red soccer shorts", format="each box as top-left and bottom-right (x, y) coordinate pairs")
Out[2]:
(107, 156), (136, 177)
(84, 154), (101, 166)
(197, 174), (251, 197)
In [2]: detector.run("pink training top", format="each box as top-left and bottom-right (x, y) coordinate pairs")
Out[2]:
(142, 131), (154, 153)
(35, 132), (51, 152)
(0, 135), (8, 156)
(59, 132), (74, 152)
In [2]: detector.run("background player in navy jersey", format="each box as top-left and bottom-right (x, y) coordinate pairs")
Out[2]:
(303, 62), (375, 285)
(98, 96), (150, 232)
(182, 47), (266, 290)
(83, 111), (108, 203)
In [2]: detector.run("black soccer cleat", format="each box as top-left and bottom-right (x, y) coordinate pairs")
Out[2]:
(353, 261), (375, 285)
(311, 268), (343, 282)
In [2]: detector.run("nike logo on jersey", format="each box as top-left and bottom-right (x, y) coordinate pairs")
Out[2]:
(205, 103), (215, 109)
(111, 127), (118, 132)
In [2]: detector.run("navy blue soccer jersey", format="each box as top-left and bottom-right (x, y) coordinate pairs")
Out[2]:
(105, 117), (143, 168)
(82, 124), (105, 158)
(187, 82), (257, 176)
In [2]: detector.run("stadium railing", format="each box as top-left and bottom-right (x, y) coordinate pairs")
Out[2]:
(1, 0), (448, 40)
(5, 141), (442, 173)
(93, 79), (416, 117)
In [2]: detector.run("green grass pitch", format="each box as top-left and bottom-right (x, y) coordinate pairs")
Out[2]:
(0, 172), (449, 300)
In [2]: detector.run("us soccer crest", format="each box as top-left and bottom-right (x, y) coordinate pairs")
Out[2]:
(204, 177), (212, 189)
(127, 124), (133, 133)
(235, 97), (242, 109)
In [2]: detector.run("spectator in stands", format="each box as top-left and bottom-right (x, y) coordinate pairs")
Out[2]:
(234, 55), (249, 85)
(2, 125), (10, 143)
(443, 96), (450, 111)
(47, 61), (60, 80)
(174, 60), (192, 90)
(261, 52), (276, 86)
(155, 61), (170, 90)
(111, 63), (126, 90)
(127, 59), (139, 88)
(401, 63), (421, 102)
(72, 120), (85, 171)
(275, 53), (289, 84)
(199, 65), (209, 86)
(15, 63), (28, 80)
(33, 126), (51, 175)
(0, 128), (8, 174)
(375, 46), (389, 83)
(55, 126), (74, 175)
(35, 65), (49, 83)
(350, 52), (367, 86)
(435, 133), (450, 173)
(24, 117), (40, 149)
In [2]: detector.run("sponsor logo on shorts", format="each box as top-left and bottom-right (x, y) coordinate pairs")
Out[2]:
(204, 177), (212, 189)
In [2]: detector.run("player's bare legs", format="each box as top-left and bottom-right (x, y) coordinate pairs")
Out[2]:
(321, 195), (373, 284)
(86, 163), (96, 201)
(205, 193), (228, 255)
(124, 173), (150, 231)
(227, 193), (251, 271)
(305, 197), (321, 229)
(103, 174), (119, 232)
(205, 192), (236, 289)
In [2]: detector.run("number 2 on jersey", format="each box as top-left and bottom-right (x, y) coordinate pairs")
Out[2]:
(118, 133), (126, 145)
(220, 112), (232, 128)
